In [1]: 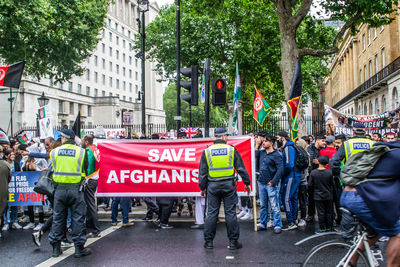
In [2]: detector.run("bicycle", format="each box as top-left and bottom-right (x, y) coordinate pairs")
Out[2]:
(295, 208), (385, 267)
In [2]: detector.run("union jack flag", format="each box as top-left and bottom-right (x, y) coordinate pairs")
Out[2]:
(180, 127), (199, 138)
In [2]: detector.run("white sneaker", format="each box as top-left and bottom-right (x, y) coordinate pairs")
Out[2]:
(237, 210), (247, 218)
(240, 212), (254, 221)
(23, 222), (35, 230)
(19, 215), (30, 224)
(98, 203), (106, 208)
(379, 236), (389, 242)
(12, 222), (22, 229)
(298, 219), (306, 227)
(33, 223), (43, 231)
(2, 224), (9, 231)
(266, 221), (274, 228)
(257, 223), (266, 231)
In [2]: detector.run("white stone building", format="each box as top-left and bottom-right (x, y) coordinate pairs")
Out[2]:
(0, 0), (165, 135)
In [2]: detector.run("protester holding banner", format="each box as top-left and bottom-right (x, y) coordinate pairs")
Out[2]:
(0, 146), (11, 237)
(199, 128), (251, 250)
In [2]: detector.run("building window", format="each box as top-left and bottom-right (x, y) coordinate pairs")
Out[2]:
(135, 84), (138, 94)
(109, 62), (113, 72)
(116, 64), (119, 74)
(382, 96), (387, 111)
(123, 81), (126, 91)
(381, 48), (386, 67)
(94, 72), (98, 83)
(59, 100), (63, 113)
(102, 90), (105, 96)
(78, 84), (82, 94)
(135, 58), (138, 67)
(88, 106), (92, 117)
(68, 82), (73, 91)
(86, 86), (90, 95)
(78, 104), (82, 114)
(123, 95), (126, 101)
(109, 92), (112, 96)
(102, 74), (105, 85)
(108, 18), (111, 26)
(116, 50), (119, 60)
(375, 54), (379, 73)
(375, 98), (379, 113)
(362, 34), (365, 51)
(364, 103), (367, 115)
(94, 88), (98, 97)
(369, 60), (372, 77)
(135, 72), (138, 81)
(358, 105), (361, 115)
(123, 53), (126, 62)
(86, 69), (90, 80)
(102, 43), (105, 53)
(116, 36), (119, 45)
(123, 67), (126, 76)
(116, 79), (120, 89)
(129, 56), (132, 65)
(129, 83), (132, 92)
(94, 56), (98, 66)
(359, 69), (362, 84)
(364, 65), (367, 82)
(393, 87), (399, 108)
(70, 102), (74, 115)
(368, 28), (371, 45)
(109, 47), (112, 57)
(109, 77), (113, 87)
(129, 97), (132, 102)
(123, 40), (126, 49)
(369, 101), (373, 115)
(109, 32), (112, 42)
(129, 69), (132, 78)
(115, 22), (118, 31)
(128, 30), (131, 38)
(102, 58), (105, 69)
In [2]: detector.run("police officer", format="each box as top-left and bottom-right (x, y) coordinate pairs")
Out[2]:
(331, 122), (374, 177)
(48, 129), (91, 258)
(198, 128), (251, 250)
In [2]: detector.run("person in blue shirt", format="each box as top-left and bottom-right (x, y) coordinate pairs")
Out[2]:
(277, 131), (301, 231)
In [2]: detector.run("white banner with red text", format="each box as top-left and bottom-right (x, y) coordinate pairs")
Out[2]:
(96, 136), (255, 197)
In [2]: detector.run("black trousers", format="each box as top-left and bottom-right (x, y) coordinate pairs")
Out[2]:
(144, 197), (159, 219)
(333, 177), (343, 224)
(48, 184), (87, 246)
(307, 177), (315, 217)
(84, 179), (100, 233)
(298, 184), (307, 220)
(157, 197), (175, 224)
(315, 199), (333, 230)
(240, 196), (253, 209)
(204, 180), (239, 242)
(25, 206), (44, 223)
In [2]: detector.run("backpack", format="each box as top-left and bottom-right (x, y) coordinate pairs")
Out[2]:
(293, 145), (309, 171)
(340, 145), (390, 186)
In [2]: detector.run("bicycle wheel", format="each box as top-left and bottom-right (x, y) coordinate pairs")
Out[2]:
(302, 240), (370, 267)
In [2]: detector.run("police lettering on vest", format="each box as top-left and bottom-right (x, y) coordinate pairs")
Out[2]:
(211, 148), (228, 156)
(352, 142), (371, 150)
(58, 149), (76, 157)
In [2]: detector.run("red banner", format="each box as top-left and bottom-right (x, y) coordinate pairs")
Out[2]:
(97, 136), (255, 196)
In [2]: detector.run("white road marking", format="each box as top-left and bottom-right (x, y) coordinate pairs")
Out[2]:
(35, 224), (121, 267)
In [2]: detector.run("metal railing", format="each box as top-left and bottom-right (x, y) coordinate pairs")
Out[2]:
(333, 56), (400, 109)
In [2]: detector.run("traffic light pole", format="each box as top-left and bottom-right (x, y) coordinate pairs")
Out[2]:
(189, 104), (192, 127)
(176, 0), (181, 132)
(204, 58), (210, 137)
(141, 10), (146, 136)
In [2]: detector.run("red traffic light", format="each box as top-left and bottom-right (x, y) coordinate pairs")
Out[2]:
(216, 79), (225, 90)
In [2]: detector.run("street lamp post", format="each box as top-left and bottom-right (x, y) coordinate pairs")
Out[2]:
(37, 92), (49, 137)
(137, 0), (149, 137)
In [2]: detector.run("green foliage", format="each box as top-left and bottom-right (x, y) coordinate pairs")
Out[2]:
(0, 0), (110, 82)
(140, 0), (335, 122)
(163, 83), (227, 127)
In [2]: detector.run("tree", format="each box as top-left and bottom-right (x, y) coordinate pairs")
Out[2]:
(139, 0), (335, 127)
(0, 0), (110, 81)
(163, 82), (228, 128)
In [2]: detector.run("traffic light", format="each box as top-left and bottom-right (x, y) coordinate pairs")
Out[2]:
(180, 65), (199, 106)
(212, 78), (226, 105)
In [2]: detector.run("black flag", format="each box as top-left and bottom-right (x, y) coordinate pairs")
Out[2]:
(72, 111), (81, 138)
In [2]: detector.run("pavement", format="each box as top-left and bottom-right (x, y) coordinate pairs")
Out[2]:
(0, 205), (388, 267)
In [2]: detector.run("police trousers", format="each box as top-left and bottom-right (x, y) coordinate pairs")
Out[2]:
(204, 180), (239, 242)
(49, 184), (87, 246)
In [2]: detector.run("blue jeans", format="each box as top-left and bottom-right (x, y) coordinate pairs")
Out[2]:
(111, 197), (131, 224)
(258, 181), (282, 228)
(281, 177), (300, 223)
(3, 206), (18, 224)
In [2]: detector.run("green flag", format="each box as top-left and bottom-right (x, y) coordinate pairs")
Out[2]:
(253, 85), (271, 126)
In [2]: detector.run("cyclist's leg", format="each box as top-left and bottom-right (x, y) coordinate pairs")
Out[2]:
(349, 235), (379, 265)
(386, 233), (400, 267)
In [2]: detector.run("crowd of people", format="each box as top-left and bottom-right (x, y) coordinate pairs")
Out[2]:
(0, 124), (399, 264)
